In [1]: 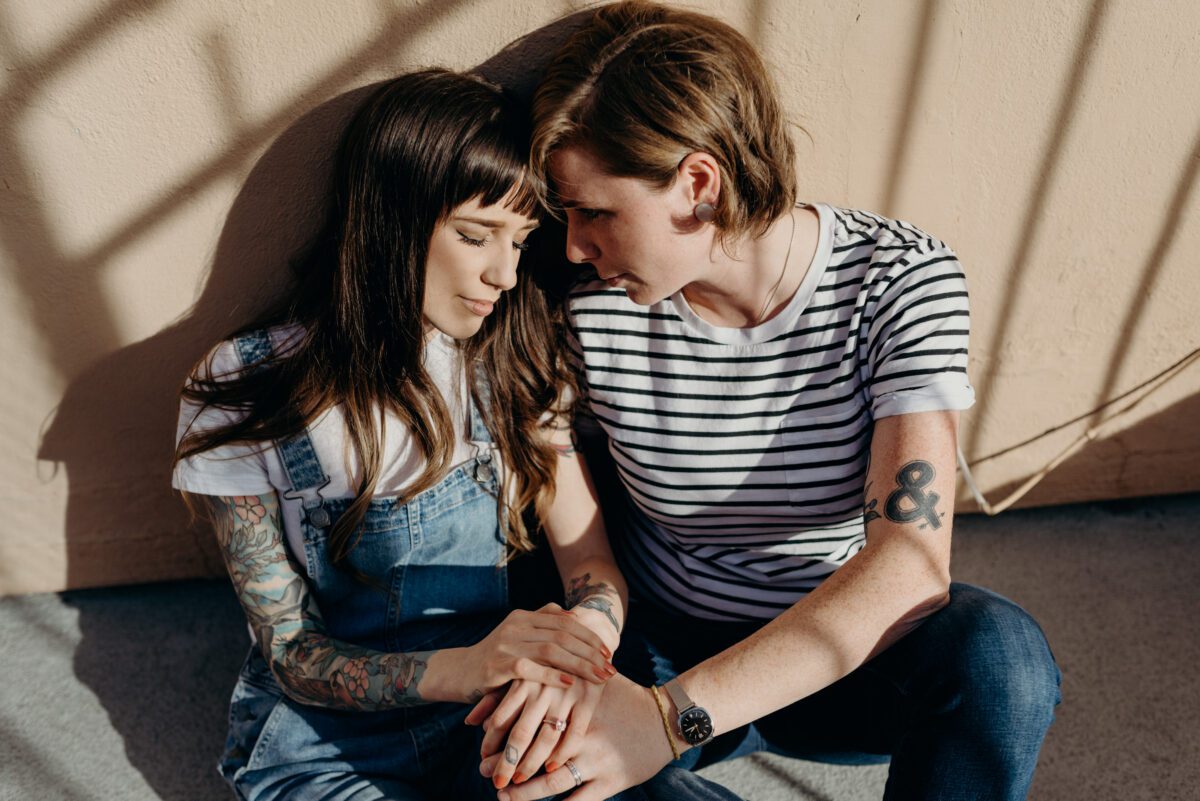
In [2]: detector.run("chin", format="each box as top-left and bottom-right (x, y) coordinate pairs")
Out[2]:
(428, 317), (485, 341)
(624, 284), (667, 306)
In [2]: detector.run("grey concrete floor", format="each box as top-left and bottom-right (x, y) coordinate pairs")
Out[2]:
(1, 494), (1196, 801)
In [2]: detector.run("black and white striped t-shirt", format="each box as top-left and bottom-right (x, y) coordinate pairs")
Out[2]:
(568, 203), (975, 622)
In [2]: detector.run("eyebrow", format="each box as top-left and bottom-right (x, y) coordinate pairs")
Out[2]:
(454, 215), (540, 231)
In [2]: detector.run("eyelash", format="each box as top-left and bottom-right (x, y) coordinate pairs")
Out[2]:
(458, 233), (530, 252)
(576, 209), (604, 221)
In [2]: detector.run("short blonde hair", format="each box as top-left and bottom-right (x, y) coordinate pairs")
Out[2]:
(532, 0), (796, 242)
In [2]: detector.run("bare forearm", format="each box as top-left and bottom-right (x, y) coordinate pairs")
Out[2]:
(678, 537), (950, 735)
(543, 423), (628, 649)
(674, 413), (959, 740)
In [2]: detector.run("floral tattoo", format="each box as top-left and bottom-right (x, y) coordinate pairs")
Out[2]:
(213, 494), (433, 711)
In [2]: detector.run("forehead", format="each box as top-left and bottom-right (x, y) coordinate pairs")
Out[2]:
(549, 146), (654, 205)
(453, 192), (539, 228)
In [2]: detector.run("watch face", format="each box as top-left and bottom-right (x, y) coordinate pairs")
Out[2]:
(679, 707), (713, 745)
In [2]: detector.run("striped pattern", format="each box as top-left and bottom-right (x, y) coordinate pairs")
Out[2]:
(569, 204), (974, 621)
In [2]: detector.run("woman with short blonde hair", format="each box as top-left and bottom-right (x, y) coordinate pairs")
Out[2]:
(480, 4), (1061, 800)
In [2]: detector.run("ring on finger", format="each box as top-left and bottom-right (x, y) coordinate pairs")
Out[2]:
(541, 717), (568, 733)
(564, 759), (583, 788)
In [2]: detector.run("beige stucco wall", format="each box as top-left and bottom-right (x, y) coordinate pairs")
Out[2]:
(2, 0), (1197, 595)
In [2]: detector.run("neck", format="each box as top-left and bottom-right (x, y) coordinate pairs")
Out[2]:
(683, 205), (819, 328)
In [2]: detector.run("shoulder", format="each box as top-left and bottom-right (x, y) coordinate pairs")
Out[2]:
(827, 205), (953, 257)
(191, 324), (305, 384)
(825, 206), (964, 293)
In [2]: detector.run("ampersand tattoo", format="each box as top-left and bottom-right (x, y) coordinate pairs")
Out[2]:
(884, 460), (942, 530)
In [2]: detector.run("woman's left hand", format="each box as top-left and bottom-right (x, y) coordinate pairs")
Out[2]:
(479, 673), (676, 801)
(467, 669), (609, 789)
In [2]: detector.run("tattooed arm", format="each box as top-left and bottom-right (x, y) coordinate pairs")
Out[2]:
(209, 493), (612, 712)
(468, 421), (628, 787)
(542, 422), (627, 647)
(209, 493), (441, 710)
(644, 410), (958, 747)
(491, 411), (961, 800)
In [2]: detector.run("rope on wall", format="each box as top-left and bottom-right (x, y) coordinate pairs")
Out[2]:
(956, 345), (1200, 515)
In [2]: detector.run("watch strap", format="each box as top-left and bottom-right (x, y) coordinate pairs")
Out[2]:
(664, 679), (693, 715)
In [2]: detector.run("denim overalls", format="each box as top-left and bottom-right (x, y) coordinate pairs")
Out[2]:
(218, 331), (508, 801)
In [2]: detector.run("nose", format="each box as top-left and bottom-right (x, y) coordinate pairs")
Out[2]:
(564, 222), (597, 265)
(484, 243), (519, 292)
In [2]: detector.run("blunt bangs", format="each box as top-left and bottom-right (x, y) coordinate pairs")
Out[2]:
(443, 83), (540, 220)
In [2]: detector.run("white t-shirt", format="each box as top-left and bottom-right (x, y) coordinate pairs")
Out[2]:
(567, 204), (975, 621)
(172, 325), (478, 570)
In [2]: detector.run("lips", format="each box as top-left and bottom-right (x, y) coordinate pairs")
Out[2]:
(461, 297), (496, 316)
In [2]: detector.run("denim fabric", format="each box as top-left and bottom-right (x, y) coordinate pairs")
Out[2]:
(216, 335), (740, 801)
(615, 583), (1061, 801)
(219, 332), (509, 800)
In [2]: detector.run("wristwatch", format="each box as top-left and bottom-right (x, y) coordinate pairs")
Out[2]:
(663, 679), (714, 747)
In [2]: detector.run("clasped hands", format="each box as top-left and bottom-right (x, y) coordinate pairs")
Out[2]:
(464, 608), (676, 801)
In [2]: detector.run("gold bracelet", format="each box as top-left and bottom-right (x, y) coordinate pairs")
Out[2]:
(650, 684), (682, 762)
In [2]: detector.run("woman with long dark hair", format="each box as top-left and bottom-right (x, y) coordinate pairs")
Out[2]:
(173, 69), (640, 801)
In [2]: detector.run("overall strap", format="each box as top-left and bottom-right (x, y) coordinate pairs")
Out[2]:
(467, 365), (497, 487)
(233, 330), (333, 528)
(467, 367), (494, 444)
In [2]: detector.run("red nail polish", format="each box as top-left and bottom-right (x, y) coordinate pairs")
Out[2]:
(561, 673), (575, 685)
(600, 645), (612, 659)
(513, 773), (526, 784)
(546, 761), (559, 773)
(594, 666), (610, 680)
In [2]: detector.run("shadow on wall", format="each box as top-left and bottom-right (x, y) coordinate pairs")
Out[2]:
(966, 390), (1200, 512)
(29, 9), (590, 800)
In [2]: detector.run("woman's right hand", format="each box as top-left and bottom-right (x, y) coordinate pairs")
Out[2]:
(449, 603), (615, 702)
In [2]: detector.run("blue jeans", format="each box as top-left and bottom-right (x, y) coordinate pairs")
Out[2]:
(615, 583), (1061, 800)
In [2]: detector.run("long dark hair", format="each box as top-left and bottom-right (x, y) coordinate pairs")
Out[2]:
(175, 69), (572, 566)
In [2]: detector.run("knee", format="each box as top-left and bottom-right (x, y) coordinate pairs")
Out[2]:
(934, 585), (1061, 729)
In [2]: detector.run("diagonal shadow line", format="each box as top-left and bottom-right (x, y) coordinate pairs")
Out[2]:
(0, 0), (475, 384)
(57, 0), (478, 274)
(0, 0), (174, 106)
(962, 0), (1110, 465)
(0, 121), (121, 376)
(881, 0), (937, 217)
(747, 753), (842, 801)
(1089, 124), (1200, 423)
(201, 28), (250, 137)
(0, 716), (94, 801)
(748, 0), (770, 48)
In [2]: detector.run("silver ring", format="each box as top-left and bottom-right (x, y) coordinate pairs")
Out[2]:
(542, 716), (567, 732)
(564, 759), (583, 787)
